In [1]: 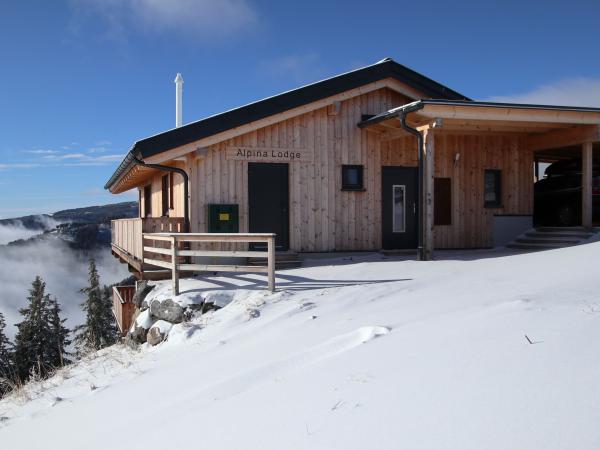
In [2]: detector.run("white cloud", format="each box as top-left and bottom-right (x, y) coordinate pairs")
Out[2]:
(71, 0), (259, 40)
(487, 78), (600, 107)
(0, 163), (40, 169)
(24, 149), (60, 155)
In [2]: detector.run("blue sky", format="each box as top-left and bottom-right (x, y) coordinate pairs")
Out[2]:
(1, 0), (600, 218)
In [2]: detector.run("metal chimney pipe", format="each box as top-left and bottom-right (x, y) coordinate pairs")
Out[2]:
(175, 73), (183, 128)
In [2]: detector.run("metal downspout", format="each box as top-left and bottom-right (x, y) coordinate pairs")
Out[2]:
(398, 107), (426, 261)
(131, 155), (190, 233)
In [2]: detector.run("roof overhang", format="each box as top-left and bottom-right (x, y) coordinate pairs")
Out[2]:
(104, 151), (162, 194)
(358, 99), (600, 150)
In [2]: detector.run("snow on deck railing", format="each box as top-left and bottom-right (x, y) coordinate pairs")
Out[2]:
(142, 233), (277, 295)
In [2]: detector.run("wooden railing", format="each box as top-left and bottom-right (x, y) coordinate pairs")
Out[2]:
(112, 285), (136, 335)
(143, 233), (276, 295)
(112, 218), (144, 261)
(111, 217), (186, 262)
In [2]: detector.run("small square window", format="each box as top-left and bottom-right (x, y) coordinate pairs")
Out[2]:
(484, 169), (502, 208)
(342, 165), (364, 191)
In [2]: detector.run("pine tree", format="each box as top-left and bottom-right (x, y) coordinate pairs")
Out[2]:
(74, 260), (118, 355)
(0, 311), (14, 396)
(46, 297), (71, 368)
(13, 276), (61, 380)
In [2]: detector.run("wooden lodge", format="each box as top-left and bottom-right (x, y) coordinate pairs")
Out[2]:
(105, 57), (600, 280)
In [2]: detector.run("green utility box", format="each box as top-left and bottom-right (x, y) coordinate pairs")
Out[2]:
(207, 204), (239, 233)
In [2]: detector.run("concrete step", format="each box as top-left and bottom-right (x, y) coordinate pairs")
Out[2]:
(506, 242), (571, 251)
(515, 233), (582, 244)
(506, 226), (600, 251)
(516, 237), (581, 245)
(535, 226), (595, 233)
(524, 231), (592, 239)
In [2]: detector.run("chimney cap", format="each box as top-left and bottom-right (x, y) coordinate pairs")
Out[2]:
(175, 73), (184, 84)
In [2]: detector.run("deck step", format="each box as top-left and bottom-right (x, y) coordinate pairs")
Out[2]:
(248, 252), (302, 269)
(515, 237), (581, 245)
(524, 231), (592, 239)
(506, 227), (599, 251)
(507, 242), (571, 250)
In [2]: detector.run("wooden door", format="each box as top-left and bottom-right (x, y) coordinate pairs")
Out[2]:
(248, 163), (290, 250)
(381, 166), (418, 249)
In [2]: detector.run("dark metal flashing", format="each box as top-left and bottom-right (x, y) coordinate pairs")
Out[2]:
(105, 58), (469, 190)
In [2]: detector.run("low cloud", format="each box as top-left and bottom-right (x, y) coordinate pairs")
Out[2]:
(71, 0), (259, 40)
(0, 224), (42, 246)
(0, 239), (129, 339)
(488, 78), (600, 107)
(0, 216), (61, 245)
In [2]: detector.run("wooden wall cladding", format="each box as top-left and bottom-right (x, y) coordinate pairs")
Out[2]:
(144, 88), (534, 251)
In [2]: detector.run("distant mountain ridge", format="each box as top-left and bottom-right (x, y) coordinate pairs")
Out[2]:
(0, 201), (139, 250)
(0, 202), (138, 229)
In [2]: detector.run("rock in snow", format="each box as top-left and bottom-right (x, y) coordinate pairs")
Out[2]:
(128, 309), (154, 344)
(149, 299), (184, 323)
(147, 320), (173, 346)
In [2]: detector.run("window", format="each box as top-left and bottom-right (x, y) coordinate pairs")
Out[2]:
(169, 172), (174, 210)
(161, 175), (169, 216)
(392, 185), (405, 233)
(143, 185), (152, 218)
(342, 165), (364, 190)
(484, 169), (502, 208)
(434, 178), (452, 225)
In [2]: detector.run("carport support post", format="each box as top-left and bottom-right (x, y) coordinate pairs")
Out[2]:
(582, 141), (593, 230)
(422, 128), (435, 260)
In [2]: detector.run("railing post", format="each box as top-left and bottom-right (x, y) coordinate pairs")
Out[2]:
(171, 236), (179, 296)
(267, 235), (275, 292)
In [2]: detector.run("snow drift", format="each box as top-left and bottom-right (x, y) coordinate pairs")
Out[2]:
(1, 243), (599, 450)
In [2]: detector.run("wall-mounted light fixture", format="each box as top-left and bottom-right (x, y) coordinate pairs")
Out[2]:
(454, 152), (461, 168)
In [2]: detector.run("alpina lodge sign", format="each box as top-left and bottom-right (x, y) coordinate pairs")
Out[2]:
(226, 146), (313, 162)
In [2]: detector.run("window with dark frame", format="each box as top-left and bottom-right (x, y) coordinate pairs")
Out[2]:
(143, 184), (152, 218)
(484, 169), (502, 208)
(161, 175), (169, 216)
(169, 172), (174, 210)
(341, 165), (364, 191)
(434, 177), (452, 225)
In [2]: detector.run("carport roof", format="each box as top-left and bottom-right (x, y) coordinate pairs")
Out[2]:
(358, 99), (600, 128)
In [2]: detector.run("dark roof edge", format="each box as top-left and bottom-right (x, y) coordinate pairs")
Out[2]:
(357, 99), (600, 128)
(103, 150), (136, 191)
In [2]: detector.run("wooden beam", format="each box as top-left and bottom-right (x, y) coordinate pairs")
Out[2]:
(171, 236), (179, 296)
(525, 125), (600, 151)
(582, 142), (593, 230)
(419, 104), (600, 125)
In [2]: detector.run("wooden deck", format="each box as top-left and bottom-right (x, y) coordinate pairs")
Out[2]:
(111, 217), (185, 278)
(112, 218), (278, 293)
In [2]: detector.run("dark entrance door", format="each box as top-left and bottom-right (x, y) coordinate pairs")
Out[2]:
(248, 163), (290, 250)
(381, 166), (418, 249)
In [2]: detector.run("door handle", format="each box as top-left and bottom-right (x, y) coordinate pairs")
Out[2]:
(413, 202), (416, 214)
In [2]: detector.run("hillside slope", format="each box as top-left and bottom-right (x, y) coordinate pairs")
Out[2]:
(1, 244), (599, 449)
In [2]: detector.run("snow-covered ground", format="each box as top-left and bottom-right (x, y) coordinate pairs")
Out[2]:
(1, 244), (599, 450)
